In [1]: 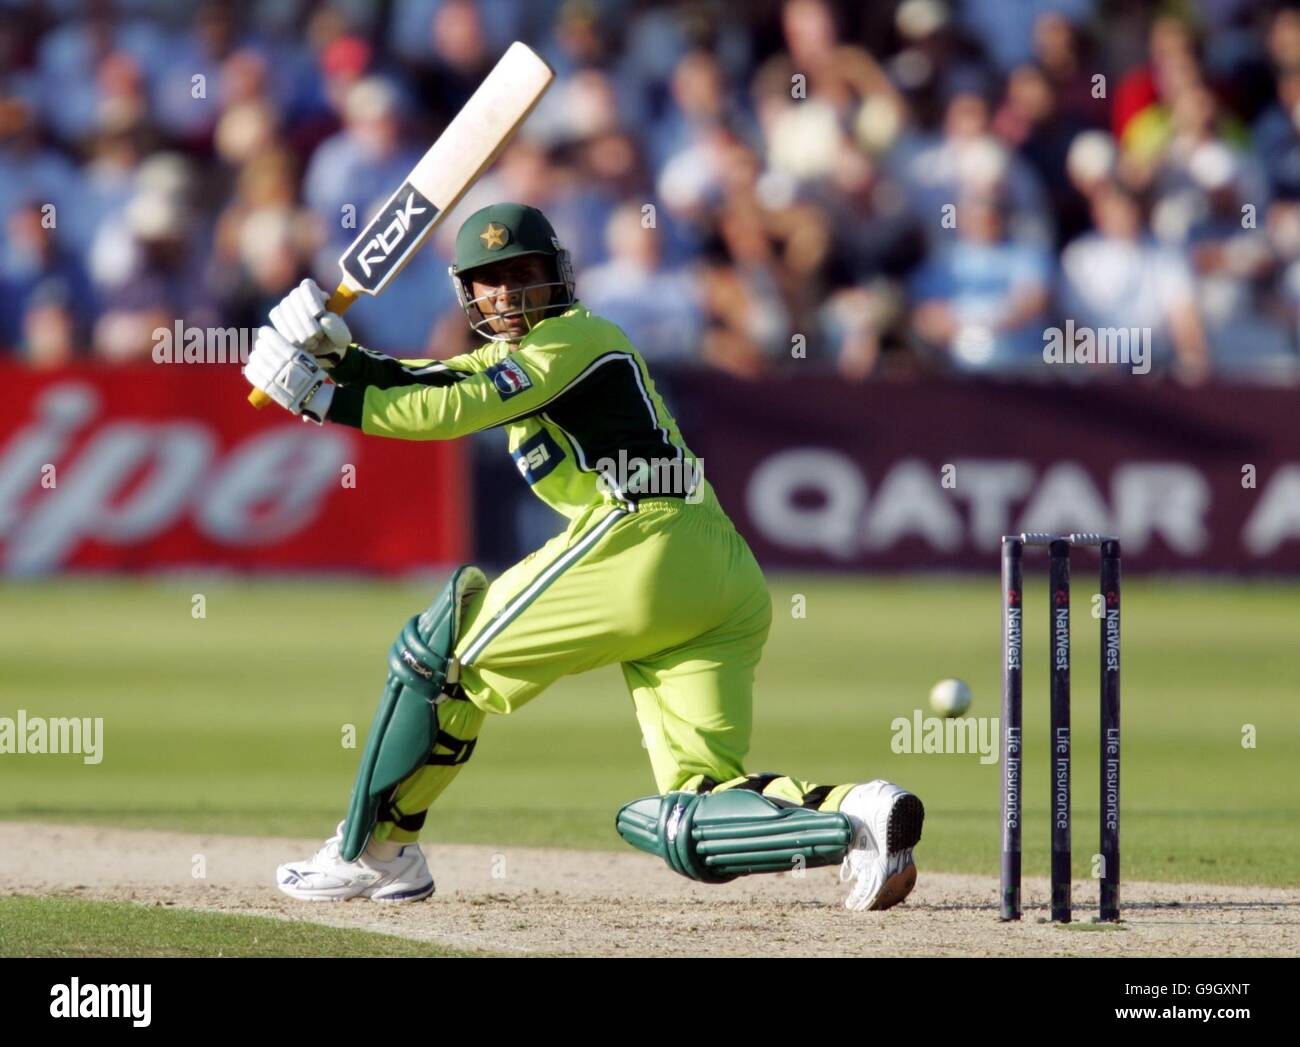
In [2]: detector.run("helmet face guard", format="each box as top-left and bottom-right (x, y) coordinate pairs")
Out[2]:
(450, 240), (576, 343)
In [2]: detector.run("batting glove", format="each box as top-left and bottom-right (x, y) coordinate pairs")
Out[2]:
(244, 326), (335, 423)
(269, 278), (352, 370)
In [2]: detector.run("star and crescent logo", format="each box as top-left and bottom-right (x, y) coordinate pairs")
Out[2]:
(479, 222), (509, 249)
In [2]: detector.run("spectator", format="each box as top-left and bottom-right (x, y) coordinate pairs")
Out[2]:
(0, 201), (94, 363)
(1253, 71), (1300, 199)
(0, 20), (41, 111)
(1058, 182), (1210, 381)
(815, 144), (922, 378)
(909, 193), (1051, 372)
(816, 144), (923, 286)
(405, 0), (498, 124)
(753, 0), (892, 185)
(316, 32), (373, 123)
(887, 0), (990, 117)
(152, 2), (241, 147)
(34, 0), (168, 146)
(580, 201), (702, 362)
(1177, 146), (1295, 376)
(390, 0), (528, 68)
(44, 130), (126, 261)
(695, 237), (790, 379)
(210, 148), (317, 332)
(92, 186), (217, 361)
(962, 0), (1093, 74)
(303, 78), (422, 252)
(0, 96), (82, 236)
(21, 281), (80, 368)
(1032, 11), (1104, 130)
(993, 64), (1091, 245)
(901, 89), (1054, 249)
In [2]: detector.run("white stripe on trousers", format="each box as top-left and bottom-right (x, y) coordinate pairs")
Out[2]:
(458, 508), (627, 667)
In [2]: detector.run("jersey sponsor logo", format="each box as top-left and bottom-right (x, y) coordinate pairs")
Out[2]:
(340, 181), (439, 292)
(486, 357), (533, 399)
(511, 430), (563, 485)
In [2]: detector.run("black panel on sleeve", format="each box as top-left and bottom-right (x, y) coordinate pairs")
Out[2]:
(326, 385), (366, 428)
(346, 347), (472, 390)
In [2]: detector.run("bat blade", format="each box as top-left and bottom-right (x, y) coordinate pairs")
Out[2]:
(337, 40), (553, 298)
(248, 41), (554, 408)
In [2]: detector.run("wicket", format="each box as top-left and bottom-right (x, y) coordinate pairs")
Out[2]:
(1000, 532), (1121, 923)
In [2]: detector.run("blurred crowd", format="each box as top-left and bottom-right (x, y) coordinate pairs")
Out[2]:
(5, 0), (1300, 382)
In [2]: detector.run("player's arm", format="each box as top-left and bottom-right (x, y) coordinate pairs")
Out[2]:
(328, 343), (496, 389)
(325, 326), (589, 440)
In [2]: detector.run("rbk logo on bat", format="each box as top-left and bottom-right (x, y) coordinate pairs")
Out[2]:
(342, 182), (440, 291)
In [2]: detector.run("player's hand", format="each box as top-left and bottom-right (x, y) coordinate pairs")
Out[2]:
(269, 278), (352, 370)
(244, 326), (334, 423)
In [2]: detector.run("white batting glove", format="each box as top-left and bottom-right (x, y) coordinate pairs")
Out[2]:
(269, 278), (352, 370)
(244, 326), (335, 423)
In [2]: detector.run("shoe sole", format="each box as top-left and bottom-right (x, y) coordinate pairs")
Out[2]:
(275, 881), (435, 903)
(868, 861), (917, 911)
(886, 792), (925, 853)
(373, 882), (435, 903)
(868, 793), (925, 911)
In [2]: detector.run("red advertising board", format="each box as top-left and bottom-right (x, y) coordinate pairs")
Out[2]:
(0, 363), (467, 574)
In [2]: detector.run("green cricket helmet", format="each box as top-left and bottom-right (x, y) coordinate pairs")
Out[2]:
(449, 202), (575, 342)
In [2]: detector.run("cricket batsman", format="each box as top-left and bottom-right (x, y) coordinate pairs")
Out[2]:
(244, 203), (925, 910)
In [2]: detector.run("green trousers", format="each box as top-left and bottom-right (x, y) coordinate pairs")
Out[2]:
(376, 498), (854, 844)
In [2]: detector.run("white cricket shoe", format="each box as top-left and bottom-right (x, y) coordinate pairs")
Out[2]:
(275, 822), (434, 902)
(838, 780), (925, 911)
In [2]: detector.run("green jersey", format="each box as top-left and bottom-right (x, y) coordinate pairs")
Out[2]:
(325, 303), (717, 519)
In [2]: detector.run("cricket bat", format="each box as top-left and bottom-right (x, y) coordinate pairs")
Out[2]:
(249, 41), (554, 407)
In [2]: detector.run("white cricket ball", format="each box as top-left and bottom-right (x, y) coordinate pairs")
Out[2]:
(929, 678), (972, 717)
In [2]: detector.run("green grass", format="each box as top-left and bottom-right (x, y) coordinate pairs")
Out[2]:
(0, 895), (488, 957)
(1, 575), (1297, 886)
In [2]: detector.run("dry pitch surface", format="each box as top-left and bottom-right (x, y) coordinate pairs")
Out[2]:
(1, 823), (1295, 957)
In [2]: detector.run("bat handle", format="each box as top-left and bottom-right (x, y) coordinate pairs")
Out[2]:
(247, 283), (360, 408)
